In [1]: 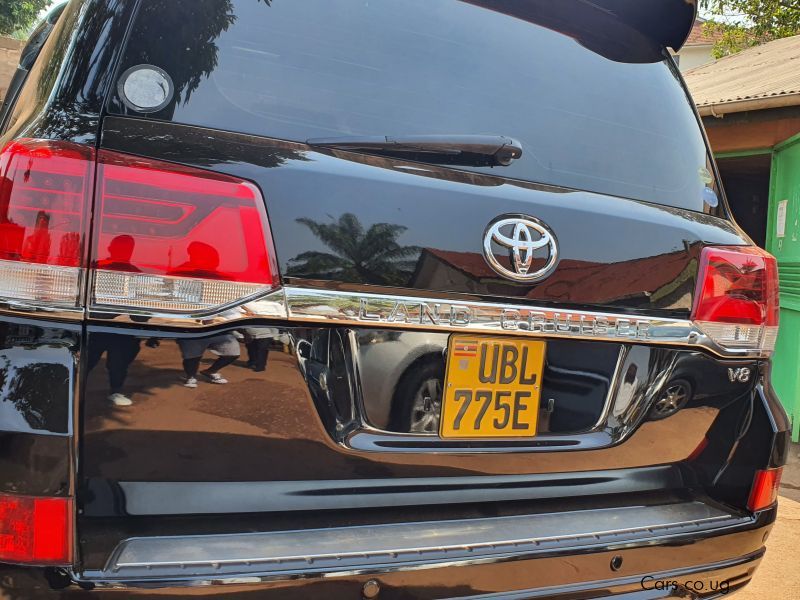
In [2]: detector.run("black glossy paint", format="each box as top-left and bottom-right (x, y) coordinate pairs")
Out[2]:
(0, 2), (67, 132)
(78, 325), (760, 482)
(75, 320), (781, 576)
(0, 0), (791, 597)
(0, 0), (133, 506)
(0, 319), (78, 497)
(464, 0), (698, 60)
(1, 0), (136, 146)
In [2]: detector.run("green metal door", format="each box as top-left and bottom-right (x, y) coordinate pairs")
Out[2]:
(767, 133), (800, 441)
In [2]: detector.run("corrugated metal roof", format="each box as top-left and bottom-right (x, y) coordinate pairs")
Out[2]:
(684, 34), (800, 114)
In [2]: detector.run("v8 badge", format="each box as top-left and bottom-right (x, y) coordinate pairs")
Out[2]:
(728, 367), (752, 383)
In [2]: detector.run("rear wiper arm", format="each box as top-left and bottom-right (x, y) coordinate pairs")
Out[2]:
(306, 134), (523, 167)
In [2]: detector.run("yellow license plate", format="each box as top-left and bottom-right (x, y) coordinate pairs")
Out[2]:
(440, 335), (545, 438)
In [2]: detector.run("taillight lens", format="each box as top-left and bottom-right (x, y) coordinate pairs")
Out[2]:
(91, 151), (279, 314)
(747, 467), (782, 512)
(0, 139), (278, 316)
(692, 246), (779, 355)
(0, 139), (93, 307)
(0, 494), (73, 565)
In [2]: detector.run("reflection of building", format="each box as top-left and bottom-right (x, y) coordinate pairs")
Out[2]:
(672, 18), (721, 72)
(685, 34), (800, 441)
(413, 249), (507, 294)
(5, 325), (67, 346)
(413, 248), (696, 310)
(0, 36), (23, 102)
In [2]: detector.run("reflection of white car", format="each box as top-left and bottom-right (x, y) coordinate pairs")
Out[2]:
(357, 331), (447, 432)
(296, 339), (311, 376)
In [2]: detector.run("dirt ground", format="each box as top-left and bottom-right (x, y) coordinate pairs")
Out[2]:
(737, 442), (800, 599)
(736, 496), (800, 599)
(779, 442), (800, 504)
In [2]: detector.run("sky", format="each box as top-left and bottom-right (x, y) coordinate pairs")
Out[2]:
(40, 1), (59, 16)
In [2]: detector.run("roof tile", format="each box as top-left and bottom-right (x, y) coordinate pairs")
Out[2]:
(685, 20), (724, 46)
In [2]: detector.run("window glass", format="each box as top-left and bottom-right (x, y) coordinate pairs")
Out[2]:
(114, 0), (717, 213)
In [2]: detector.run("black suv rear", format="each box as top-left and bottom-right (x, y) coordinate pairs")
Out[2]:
(0, 1), (790, 598)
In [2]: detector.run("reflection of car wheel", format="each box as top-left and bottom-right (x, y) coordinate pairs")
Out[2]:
(392, 359), (444, 433)
(649, 379), (692, 420)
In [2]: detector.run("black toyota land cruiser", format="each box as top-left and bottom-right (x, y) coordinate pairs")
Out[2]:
(0, 0), (790, 598)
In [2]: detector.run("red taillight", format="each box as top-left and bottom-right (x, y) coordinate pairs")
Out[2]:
(91, 151), (279, 313)
(0, 494), (73, 565)
(0, 139), (279, 315)
(692, 246), (780, 355)
(0, 139), (93, 307)
(747, 468), (782, 512)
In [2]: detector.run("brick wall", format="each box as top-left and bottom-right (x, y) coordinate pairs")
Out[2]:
(0, 36), (23, 102)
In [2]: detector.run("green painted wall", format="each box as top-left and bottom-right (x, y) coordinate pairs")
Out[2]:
(767, 133), (800, 441)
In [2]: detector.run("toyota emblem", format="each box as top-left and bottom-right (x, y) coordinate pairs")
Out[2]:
(483, 215), (559, 282)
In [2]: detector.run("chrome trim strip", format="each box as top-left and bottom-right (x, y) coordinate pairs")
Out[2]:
(0, 300), (84, 321)
(25, 283), (761, 359)
(101, 501), (744, 579)
(346, 429), (609, 452)
(283, 287), (760, 359)
(87, 288), (288, 327)
(591, 344), (627, 431)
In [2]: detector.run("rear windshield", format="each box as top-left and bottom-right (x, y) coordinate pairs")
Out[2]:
(112, 0), (718, 213)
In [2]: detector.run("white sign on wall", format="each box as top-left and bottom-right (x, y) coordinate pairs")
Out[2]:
(776, 199), (788, 239)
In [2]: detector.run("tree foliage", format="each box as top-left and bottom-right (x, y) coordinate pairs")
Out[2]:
(0, 0), (50, 36)
(700, 0), (800, 57)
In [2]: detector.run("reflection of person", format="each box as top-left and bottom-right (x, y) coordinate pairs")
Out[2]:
(96, 234), (139, 271)
(171, 241), (223, 279)
(85, 234), (144, 406)
(87, 333), (141, 406)
(0, 219), (25, 260)
(21, 210), (51, 263)
(177, 334), (240, 387)
(243, 328), (275, 372)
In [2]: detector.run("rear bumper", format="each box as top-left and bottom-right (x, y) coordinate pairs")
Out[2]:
(0, 319), (789, 598)
(0, 503), (776, 598)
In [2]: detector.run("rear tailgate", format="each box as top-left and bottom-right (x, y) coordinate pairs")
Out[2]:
(107, 0), (738, 313)
(78, 0), (769, 582)
(77, 126), (765, 574)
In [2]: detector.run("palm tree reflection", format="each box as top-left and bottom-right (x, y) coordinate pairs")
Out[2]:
(288, 213), (420, 286)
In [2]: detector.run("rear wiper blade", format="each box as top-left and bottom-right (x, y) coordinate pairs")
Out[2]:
(306, 134), (523, 167)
